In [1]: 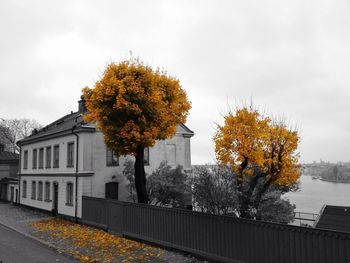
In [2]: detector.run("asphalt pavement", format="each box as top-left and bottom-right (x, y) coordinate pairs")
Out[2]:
(0, 224), (76, 263)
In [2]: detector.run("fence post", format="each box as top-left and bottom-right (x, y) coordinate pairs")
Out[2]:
(107, 199), (110, 231)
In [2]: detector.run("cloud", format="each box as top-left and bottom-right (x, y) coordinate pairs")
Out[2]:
(0, 0), (349, 164)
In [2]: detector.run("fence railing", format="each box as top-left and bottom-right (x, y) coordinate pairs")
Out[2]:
(82, 196), (350, 263)
(293, 211), (319, 227)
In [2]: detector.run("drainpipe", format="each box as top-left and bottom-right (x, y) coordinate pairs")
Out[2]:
(18, 145), (21, 206)
(72, 126), (79, 223)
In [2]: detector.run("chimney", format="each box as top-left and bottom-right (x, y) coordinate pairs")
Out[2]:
(78, 95), (87, 113)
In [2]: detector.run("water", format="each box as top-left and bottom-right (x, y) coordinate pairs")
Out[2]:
(283, 175), (350, 214)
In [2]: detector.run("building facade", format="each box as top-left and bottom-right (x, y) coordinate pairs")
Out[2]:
(0, 146), (19, 202)
(17, 99), (194, 219)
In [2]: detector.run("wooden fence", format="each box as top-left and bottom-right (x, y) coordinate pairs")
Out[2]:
(82, 196), (350, 263)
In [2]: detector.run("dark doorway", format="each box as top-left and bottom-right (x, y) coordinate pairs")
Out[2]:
(52, 182), (59, 216)
(15, 189), (18, 204)
(105, 182), (119, 200)
(0, 183), (7, 201)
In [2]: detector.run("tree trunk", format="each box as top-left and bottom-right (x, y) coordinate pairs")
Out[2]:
(134, 146), (149, 203)
(239, 174), (260, 219)
(254, 181), (271, 220)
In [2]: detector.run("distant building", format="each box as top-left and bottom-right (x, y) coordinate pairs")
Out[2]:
(17, 98), (194, 219)
(0, 144), (19, 202)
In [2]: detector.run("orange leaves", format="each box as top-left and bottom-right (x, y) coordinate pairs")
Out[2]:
(214, 107), (300, 187)
(82, 59), (191, 156)
(214, 108), (269, 171)
(31, 218), (164, 263)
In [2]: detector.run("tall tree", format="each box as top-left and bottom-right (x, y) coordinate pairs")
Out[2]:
(0, 118), (42, 153)
(83, 59), (191, 203)
(214, 107), (300, 219)
(190, 165), (296, 223)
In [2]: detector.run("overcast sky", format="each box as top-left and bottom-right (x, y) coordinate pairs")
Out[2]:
(1, 0), (350, 164)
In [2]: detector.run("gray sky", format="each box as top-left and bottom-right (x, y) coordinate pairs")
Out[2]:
(1, 0), (350, 164)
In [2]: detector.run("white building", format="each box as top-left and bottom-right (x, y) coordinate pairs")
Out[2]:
(18, 98), (194, 219)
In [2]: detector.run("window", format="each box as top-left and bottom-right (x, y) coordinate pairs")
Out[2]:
(66, 182), (73, 206)
(32, 149), (37, 169)
(38, 148), (44, 169)
(38, 181), (43, 200)
(46, 146), (51, 168)
(67, 142), (74, 167)
(53, 145), (59, 168)
(0, 144), (4, 152)
(106, 147), (119, 166)
(144, 147), (149, 165)
(31, 181), (36, 200)
(44, 182), (50, 201)
(22, 180), (27, 198)
(23, 150), (28, 169)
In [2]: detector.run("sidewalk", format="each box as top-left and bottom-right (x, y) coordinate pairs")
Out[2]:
(0, 202), (49, 236)
(0, 202), (203, 263)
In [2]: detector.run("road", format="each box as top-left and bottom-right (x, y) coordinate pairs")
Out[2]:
(0, 224), (76, 263)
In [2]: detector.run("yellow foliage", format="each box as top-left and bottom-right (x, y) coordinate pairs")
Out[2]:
(31, 218), (164, 263)
(82, 60), (191, 156)
(214, 107), (300, 187)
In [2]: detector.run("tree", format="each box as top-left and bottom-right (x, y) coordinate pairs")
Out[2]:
(147, 161), (189, 208)
(191, 164), (296, 223)
(257, 191), (295, 224)
(191, 165), (238, 215)
(123, 159), (189, 208)
(214, 107), (300, 219)
(83, 60), (191, 203)
(0, 118), (42, 153)
(122, 158), (137, 202)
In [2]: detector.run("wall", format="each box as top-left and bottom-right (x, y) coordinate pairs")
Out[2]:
(89, 127), (192, 202)
(6, 183), (18, 202)
(8, 163), (18, 177)
(19, 132), (94, 218)
(20, 175), (91, 218)
(0, 164), (10, 179)
(21, 134), (80, 175)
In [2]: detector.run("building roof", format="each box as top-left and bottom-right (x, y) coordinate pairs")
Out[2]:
(178, 123), (194, 136)
(315, 205), (350, 233)
(18, 109), (194, 146)
(0, 151), (19, 161)
(17, 111), (95, 146)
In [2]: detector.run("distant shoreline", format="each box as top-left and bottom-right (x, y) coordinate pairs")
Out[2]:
(303, 175), (350, 184)
(319, 178), (350, 184)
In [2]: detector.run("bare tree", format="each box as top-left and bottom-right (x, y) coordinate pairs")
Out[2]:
(0, 118), (42, 153)
(191, 165), (238, 215)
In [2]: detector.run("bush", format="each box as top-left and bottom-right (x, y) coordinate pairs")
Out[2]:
(123, 160), (190, 208)
(191, 165), (238, 215)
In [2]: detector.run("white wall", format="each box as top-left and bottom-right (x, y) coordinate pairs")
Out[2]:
(20, 175), (92, 218)
(7, 183), (18, 202)
(20, 134), (82, 175)
(89, 128), (192, 202)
